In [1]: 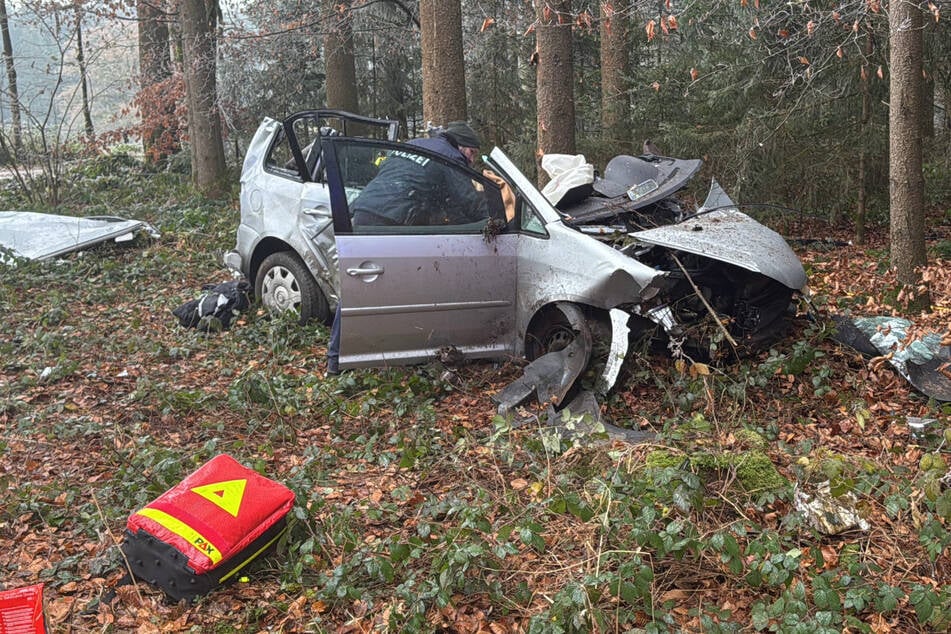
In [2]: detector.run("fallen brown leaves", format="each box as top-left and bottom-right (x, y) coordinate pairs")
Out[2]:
(2, 212), (950, 632)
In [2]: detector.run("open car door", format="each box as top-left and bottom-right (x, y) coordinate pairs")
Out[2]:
(322, 138), (518, 368)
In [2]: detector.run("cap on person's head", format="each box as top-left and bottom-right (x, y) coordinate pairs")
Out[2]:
(444, 121), (481, 149)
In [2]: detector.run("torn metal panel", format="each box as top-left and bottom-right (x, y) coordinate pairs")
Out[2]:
(599, 309), (630, 395)
(0, 211), (159, 263)
(696, 178), (735, 213)
(629, 182), (808, 292)
(493, 303), (592, 413)
(832, 316), (951, 402)
(547, 390), (654, 443)
(492, 348), (580, 414)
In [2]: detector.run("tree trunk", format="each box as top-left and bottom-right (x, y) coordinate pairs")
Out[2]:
(600, 1), (630, 149)
(75, 4), (94, 140)
(855, 30), (874, 246)
(535, 0), (575, 186)
(420, 0), (467, 125)
(943, 85), (951, 137)
(888, 0), (927, 285)
(138, 0), (173, 162)
(181, 0), (226, 197)
(856, 141), (867, 245)
(0, 0), (21, 152)
(324, 0), (358, 113)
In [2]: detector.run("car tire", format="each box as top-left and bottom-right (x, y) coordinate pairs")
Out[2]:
(525, 304), (609, 362)
(255, 251), (329, 324)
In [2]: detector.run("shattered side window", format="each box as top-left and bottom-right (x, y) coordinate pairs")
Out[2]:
(264, 130), (301, 179)
(291, 117), (333, 181)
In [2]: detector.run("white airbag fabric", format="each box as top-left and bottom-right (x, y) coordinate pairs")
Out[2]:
(540, 154), (594, 206)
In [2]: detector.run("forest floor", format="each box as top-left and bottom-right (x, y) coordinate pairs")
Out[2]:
(1, 157), (950, 633)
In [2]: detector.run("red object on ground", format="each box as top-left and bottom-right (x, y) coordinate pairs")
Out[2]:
(126, 454), (295, 575)
(0, 584), (46, 634)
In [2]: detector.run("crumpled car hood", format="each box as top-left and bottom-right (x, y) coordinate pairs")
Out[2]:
(0, 211), (160, 263)
(629, 181), (808, 291)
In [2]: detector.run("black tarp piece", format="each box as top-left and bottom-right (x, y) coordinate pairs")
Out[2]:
(830, 315), (881, 357)
(832, 315), (951, 402)
(906, 352), (951, 402)
(173, 280), (251, 332)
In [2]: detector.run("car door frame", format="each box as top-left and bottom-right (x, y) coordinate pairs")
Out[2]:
(322, 137), (519, 368)
(281, 110), (400, 183)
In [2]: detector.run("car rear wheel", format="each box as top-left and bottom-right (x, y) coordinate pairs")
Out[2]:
(255, 251), (329, 324)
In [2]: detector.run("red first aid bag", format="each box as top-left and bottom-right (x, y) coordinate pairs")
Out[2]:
(0, 584), (46, 634)
(122, 454), (294, 601)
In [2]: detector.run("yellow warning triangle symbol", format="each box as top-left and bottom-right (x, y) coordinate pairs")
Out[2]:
(191, 479), (247, 517)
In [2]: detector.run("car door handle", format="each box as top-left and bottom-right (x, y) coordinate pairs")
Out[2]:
(346, 265), (384, 277)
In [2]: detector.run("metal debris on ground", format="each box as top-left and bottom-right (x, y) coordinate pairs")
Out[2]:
(832, 315), (951, 402)
(794, 481), (870, 535)
(493, 303), (592, 414)
(0, 211), (159, 263)
(907, 417), (939, 438)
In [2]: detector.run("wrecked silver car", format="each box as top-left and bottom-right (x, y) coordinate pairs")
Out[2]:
(225, 110), (807, 378)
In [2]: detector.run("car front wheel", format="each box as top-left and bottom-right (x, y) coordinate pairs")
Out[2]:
(255, 251), (329, 324)
(525, 305), (578, 361)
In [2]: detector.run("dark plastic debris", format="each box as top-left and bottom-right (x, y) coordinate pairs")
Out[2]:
(173, 280), (251, 332)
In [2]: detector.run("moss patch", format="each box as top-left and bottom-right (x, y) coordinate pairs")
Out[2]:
(645, 448), (787, 493)
(735, 428), (768, 451)
(645, 450), (685, 470)
(802, 449), (880, 485)
(731, 451), (788, 492)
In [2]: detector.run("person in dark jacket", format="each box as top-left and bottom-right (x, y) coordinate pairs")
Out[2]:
(327, 122), (487, 375)
(350, 122), (488, 227)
